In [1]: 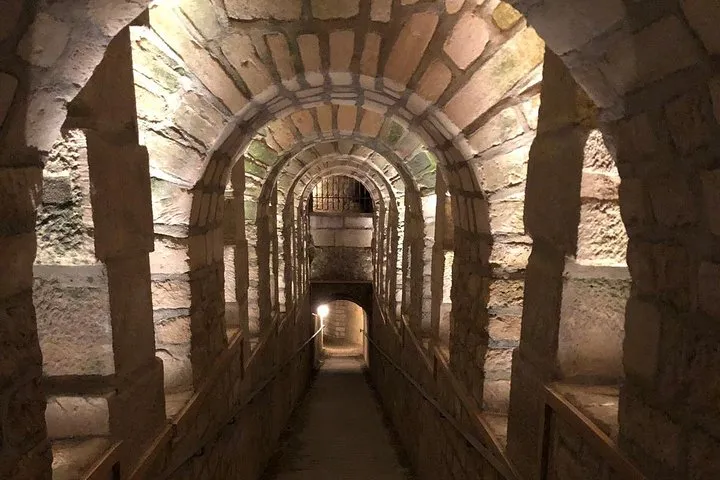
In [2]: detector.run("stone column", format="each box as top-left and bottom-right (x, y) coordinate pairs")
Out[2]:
(66, 27), (165, 467)
(505, 50), (595, 478)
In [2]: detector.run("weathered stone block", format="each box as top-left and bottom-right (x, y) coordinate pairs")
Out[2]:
(17, 13), (70, 67)
(45, 396), (111, 439)
(558, 277), (628, 380)
(224, 0), (302, 20)
(384, 12), (439, 89)
(311, 0), (360, 19)
(444, 12), (489, 70)
(468, 108), (524, 153)
(623, 297), (660, 382)
(444, 26), (544, 129)
(34, 265), (114, 377)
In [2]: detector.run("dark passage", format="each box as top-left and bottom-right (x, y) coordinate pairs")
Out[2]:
(261, 354), (414, 480)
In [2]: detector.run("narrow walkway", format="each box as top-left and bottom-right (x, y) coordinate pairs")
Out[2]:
(262, 354), (414, 480)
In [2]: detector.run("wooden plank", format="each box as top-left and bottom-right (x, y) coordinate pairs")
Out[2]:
(544, 385), (646, 480)
(83, 441), (122, 480)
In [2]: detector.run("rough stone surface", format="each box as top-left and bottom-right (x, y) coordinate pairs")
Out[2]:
(224, 0), (302, 20)
(443, 12), (489, 70)
(17, 13), (71, 68)
(311, 0), (360, 19)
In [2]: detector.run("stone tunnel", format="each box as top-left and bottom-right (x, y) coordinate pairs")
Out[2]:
(2, 0), (720, 479)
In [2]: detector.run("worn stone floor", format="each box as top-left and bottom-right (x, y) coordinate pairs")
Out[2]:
(261, 351), (414, 480)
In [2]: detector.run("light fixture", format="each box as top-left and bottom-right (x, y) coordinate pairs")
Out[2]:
(316, 304), (329, 318)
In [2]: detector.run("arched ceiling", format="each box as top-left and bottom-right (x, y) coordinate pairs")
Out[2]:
(132, 0), (545, 227)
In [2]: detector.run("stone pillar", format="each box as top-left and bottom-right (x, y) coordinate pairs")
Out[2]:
(505, 50), (595, 478)
(66, 27), (165, 467)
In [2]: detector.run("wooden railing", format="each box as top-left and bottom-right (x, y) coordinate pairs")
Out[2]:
(370, 296), (646, 480)
(367, 303), (522, 480)
(540, 385), (646, 480)
(79, 297), (319, 479)
(83, 441), (122, 480)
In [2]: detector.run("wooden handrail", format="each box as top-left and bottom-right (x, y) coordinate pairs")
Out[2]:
(542, 385), (646, 480)
(375, 296), (646, 480)
(83, 441), (122, 480)
(129, 297), (311, 479)
(363, 329), (520, 480)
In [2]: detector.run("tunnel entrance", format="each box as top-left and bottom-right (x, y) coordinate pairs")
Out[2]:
(317, 299), (367, 358)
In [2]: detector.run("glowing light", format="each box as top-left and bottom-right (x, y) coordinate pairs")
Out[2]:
(317, 304), (329, 318)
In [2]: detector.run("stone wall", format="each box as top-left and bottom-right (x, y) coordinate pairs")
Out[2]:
(368, 300), (507, 480)
(309, 213), (374, 281)
(137, 299), (315, 479)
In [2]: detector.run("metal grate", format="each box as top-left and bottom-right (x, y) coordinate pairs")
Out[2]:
(310, 176), (373, 213)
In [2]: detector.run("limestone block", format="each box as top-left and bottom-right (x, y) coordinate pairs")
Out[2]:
(699, 262), (720, 319)
(524, 0), (623, 56)
(580, 172), (619, 202)
(150, 4), (246, 113)
(468, 108), (524, 153)
(337, 104), (357, 133)
(155, 315), (192, 346)
(689, 429), (720, 479)
(2, 378), (47, 453)
(17, 13), (70, 67)
(371, 0), (392, 22)
(665, 91), (713, 155)
(173, 92), (226, 147)
(34, 266), (115, 377)
(222, 33), (273, 96)
(0, 72), (18, 130)
(444, 12), (489, 70)
(475, 146), (529, 194)
(336, 229), (373, 248)
(343, 216), (373, 229)
(488, 314), (521, 344)
(602, 16), (701, 94)
(489, 201), (524, 235)
(490, 241), (531, 272)
(135, 85), (168, 122)
(576, 201), (627, 265)
(445, 27), (544, 129)
(178, 0), (221, 39)
(311, 215), (343, 229)
(224, 0), (301, 20)
(682, 0), (720, 54)
(558, 277), (628, 380)
(329, 30), (354, 85)
(359, 110), (384, 137)
(488, 279), (524, 308)
(146, 132), (203, 186)
(151, 178), (193, 230)
(266, 33), (295, 81)
(361, 33), (382, 78)
(311, 229), (335, 246)
(648, 176), (696, 228)
(297, 34), (323, 87)
(445, 0), (464, 14)
(45, 396), (110, 439)
(311, 0), (360, 19)
(384, 12), (439, 89)
(710, 76), (720, 124)
(290, 110), (315, 136)
(493, 2), (523, 30)
(89, 0), (148, 36)
(623, 297), (660, 382)
(415, 60), (452, 104)
(620, 394), (681, 469)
